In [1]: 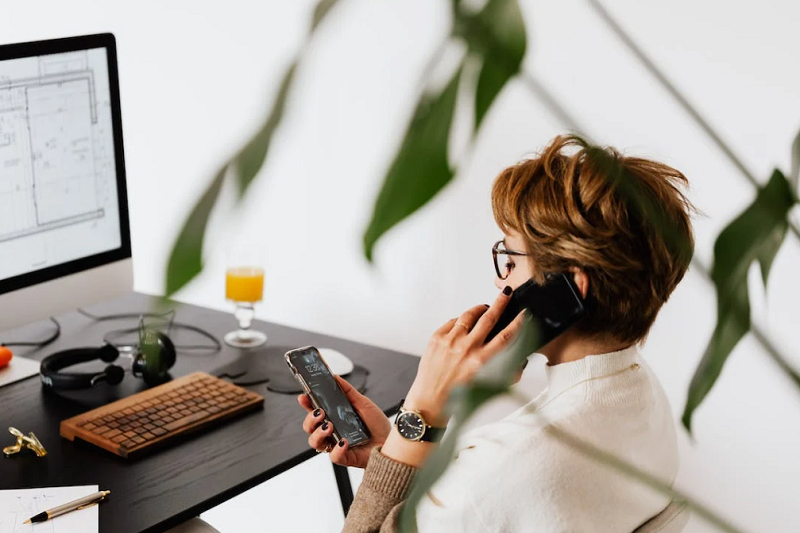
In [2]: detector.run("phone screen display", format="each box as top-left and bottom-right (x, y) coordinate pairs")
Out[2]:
(290, 348), (370, 445)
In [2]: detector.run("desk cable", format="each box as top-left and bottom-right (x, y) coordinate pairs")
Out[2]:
(0, 317), (61, 349)
(76, 308), (222, 353)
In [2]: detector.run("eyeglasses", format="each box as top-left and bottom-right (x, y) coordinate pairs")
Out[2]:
(492, 240), (530, 280)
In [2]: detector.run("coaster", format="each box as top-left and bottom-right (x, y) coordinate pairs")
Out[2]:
(212, 345), (369, 394)
(266, 363), (369, 395)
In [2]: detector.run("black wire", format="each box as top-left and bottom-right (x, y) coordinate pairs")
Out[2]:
(77, 308), (221, 353)
(0, 317), (61, 349)
(77, 308), (176, 322)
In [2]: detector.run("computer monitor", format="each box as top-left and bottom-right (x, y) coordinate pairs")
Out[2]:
(0, 34), (132, 330)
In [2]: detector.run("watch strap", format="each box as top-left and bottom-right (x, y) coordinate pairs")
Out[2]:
(420, 425), (446, 443)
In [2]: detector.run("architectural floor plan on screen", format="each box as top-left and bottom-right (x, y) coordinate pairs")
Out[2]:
(0, 48), (121, 281)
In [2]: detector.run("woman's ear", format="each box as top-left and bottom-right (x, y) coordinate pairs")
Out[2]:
(569, 267), (590, 298)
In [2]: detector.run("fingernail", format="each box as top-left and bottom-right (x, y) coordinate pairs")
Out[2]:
(503, 286), (512, 296)
(338, 439), (346, 447)
(313, 409), (321, 417)
(484, 304), (490, 308)
(322, 422), (329, 431)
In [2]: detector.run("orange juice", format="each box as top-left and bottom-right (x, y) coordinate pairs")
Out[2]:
(225, 267), (264, 302)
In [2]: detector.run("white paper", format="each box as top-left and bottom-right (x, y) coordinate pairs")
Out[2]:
(0, 486), (98, 533)
(0, 357), (40, 389)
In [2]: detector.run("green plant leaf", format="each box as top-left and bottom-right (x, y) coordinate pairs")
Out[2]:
(234, 62), (298, 197)
(165, 166), (227, 296)
(362, 65), (464, 262)
(166, 0), (340, 295)
(399, 382), (508, 533)
(457, 0), (526, 130)
(398, 320), (538, 533)
(791, 127), (800, 191)
(311, 0), (341, 32)
(682, 169), (795, 432)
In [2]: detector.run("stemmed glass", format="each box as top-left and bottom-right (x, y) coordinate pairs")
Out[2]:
(224, 246), (268, 348)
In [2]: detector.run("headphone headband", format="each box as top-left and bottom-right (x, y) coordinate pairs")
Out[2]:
(39, 332), (176, 390)
(40, 346), (121, 390)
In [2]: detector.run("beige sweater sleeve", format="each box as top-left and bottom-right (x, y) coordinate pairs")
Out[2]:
(341, 447), (418, 533)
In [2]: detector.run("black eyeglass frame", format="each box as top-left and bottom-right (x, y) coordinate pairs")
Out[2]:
(492, 240), (531, 280)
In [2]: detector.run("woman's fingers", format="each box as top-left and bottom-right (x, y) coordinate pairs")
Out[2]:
(448, 305), (490, 338)
(302, 407), (325, 434)
(308, 419), (335, 450)
(480, 309), (527, 361)
(328, 438), (350, 465)
(297, 393), (313, 412)
(470, 286), (514, 343)
(434, 317), (458, 337)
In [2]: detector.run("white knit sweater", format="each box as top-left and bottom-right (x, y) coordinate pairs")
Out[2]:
(414, 345), (679, 533)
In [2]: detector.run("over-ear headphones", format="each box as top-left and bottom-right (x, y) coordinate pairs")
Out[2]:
(40, 330), (176, 390)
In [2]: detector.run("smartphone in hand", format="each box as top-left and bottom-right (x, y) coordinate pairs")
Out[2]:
(285, 346), (371, 447)
(485, 273), (586, 347)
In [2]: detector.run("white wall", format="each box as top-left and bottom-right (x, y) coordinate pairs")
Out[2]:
(3, 1), (800, 532)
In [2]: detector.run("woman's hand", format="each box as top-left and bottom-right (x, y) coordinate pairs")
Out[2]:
(297, 374), (392, 469)
(404, 287), (526, 426)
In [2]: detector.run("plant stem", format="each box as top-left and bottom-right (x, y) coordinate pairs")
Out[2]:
(517, 71), (590, 137)
(507, 392), (749, 533)
(583, 0), (800, 242)
(516, 70), (800, 390)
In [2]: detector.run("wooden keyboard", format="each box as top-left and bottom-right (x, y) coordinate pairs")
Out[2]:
(60, 372), (264, 458)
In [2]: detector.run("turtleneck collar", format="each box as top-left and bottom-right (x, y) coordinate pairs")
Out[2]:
(543, 344), (640, 400)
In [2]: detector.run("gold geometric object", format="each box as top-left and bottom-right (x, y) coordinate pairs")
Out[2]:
(3, 427), (47, 458)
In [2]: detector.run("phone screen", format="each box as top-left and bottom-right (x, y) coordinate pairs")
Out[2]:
(289, 348), (371, 446)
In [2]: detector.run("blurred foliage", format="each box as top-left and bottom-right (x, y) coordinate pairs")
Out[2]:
(165, 1), (800, 530)
(165, 2), (335, 296)
(363, 0), (526, 260)
(683, 168), (799, 431)
(362, 66), (462, 262)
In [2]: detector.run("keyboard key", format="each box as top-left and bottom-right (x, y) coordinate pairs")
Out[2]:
(164, 410), (210, 432)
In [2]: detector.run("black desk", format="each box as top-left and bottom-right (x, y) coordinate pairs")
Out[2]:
(0, 293), (418, 533)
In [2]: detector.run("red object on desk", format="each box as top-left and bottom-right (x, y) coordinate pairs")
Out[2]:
(0, 347), (12, 369)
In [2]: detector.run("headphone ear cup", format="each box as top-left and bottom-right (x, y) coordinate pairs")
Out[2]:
(103, 364), (125, 385)
(134, 331), (176, 385)
(97, 343), (120, 363)
(158, 332), (177, 370)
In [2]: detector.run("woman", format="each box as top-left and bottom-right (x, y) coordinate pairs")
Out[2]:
(298, 135), (694, 533)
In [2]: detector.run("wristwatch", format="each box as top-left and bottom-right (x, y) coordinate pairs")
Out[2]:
(394, 400), (447, 443)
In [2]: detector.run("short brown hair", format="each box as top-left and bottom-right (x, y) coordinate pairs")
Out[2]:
(491, 135), (695, 344)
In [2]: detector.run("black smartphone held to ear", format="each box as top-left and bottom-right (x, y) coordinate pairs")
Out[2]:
(485, 273), (586, 348)
(285, 346), (371, 447)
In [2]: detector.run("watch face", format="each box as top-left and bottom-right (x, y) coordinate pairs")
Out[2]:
(396, 411), (425, 441)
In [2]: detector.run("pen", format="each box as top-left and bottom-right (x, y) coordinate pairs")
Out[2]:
(23, 490), (110, 524)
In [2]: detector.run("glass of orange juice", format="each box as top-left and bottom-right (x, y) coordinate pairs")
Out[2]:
(224, 248), (268, 347)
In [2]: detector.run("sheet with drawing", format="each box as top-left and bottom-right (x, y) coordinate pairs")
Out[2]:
(0, 486), (98, 533)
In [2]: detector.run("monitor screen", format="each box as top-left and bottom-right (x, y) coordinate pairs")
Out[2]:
(0, 35), (130, 296)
